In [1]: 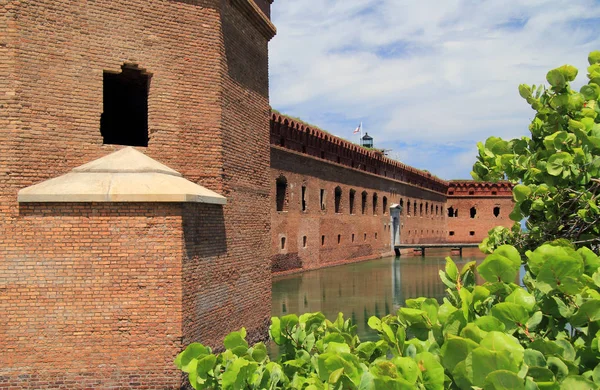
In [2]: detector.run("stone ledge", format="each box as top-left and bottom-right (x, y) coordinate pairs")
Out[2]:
(230, 0), (277, 40)
(18, 147), (227, 204)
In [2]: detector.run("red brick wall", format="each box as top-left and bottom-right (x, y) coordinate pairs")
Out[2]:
(446, 181), (514, 243)
(0, 0), (274, 387)
(0, 203), (185, 389)
(271, 147), (448, 273)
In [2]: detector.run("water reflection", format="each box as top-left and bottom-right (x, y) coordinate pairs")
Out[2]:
(271, 249), (485, 341)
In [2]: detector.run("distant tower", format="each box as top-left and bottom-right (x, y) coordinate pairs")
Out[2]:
(361, 133), (374, 148)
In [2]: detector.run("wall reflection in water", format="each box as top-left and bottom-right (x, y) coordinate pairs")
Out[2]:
(272, 249), (485, 341)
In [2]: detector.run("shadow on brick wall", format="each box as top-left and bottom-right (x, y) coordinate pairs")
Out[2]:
(182, 203), (227, 259)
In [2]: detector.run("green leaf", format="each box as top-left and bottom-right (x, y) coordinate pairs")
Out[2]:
(578, 247), (600, 275)
(466, 347), (519, 387)
(480, 331), (525, 365)
(514, 184), (532, 202)
(506, 288), (536, 313)
(475, 316), (506, 332)
(589, 51), (600, 65)
(528, 366), (555, 382)
(393, 356), (419, 384)
(547, 152), (572, 176)
(536, 254), (583, 294)
(484, 370), (526, 390)
(445, 257), (459, 281)
(270, 317), (282, 344)
(491, 302), (529, 333)
(558, 65), (578, 82)
(440, 335), (479, 372)
(571, 300), (600, 327)
(560, 375), (598, 389)
(416, 351), (445, 390)
(175, 343), (211, 372)
(524, 349), (547, 367)
(547, 69), (567, 89)
(223, 329), (249, 356)
(478, 254), (518, 283)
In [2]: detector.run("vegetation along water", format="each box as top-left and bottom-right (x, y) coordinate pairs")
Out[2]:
(175, 51), (600, 390)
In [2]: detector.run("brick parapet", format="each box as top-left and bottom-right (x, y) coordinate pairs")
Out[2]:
(448, 180), (514, 197)
(271, 113), (449, 194)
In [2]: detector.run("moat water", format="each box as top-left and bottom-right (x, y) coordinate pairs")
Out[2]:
(271, 248), (486, 342)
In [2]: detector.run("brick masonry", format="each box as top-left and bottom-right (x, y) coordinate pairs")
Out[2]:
(0, 0), (274, 388)
(270, 114), (514, 273)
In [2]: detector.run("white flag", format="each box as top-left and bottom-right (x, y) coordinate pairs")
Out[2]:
(353, 122), (362, 134)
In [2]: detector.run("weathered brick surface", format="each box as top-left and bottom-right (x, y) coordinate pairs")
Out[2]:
(446, 181), (514, 243)
(0, 0), (274, 388)
(270, 115), (514, 273)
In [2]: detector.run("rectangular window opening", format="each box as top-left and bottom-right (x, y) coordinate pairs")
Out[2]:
(449, 231), (455, 236)
(302, 186), (307, 212)
(320, 189), (326, 211)
(303, 236), (307, 248)
(101, 64), (150, 147)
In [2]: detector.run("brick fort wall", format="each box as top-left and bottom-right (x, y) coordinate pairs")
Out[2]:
(0, 0), (275, 388)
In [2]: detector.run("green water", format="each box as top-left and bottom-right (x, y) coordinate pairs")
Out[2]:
(271, 248), (485, 341)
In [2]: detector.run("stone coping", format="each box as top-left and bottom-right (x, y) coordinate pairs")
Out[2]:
(18, 147), (227, 204)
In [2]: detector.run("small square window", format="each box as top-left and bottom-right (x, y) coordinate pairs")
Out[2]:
(449, 231), (455, 236)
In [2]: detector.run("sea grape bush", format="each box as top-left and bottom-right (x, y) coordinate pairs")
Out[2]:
(176, 241), (600, 389)
(473, 51), (600, 252)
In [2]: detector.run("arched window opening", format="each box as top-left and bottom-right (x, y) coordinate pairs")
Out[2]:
(334, 186), (342, 213)
(383, 196), (388, 214)
(419, 203), (423, 216)
(493, 206), (500, 217)
(276, 176), (288, 212)
(425, 202), (429, 215)
(373, 193), (378, 215)
(361, 191), (368, 214)
(320, 189), (326, 210)
(448, 206), (457, 218)
(407, 200), (411, 215)
(435, 205), (439, 215)
(349, 189), (356, 214)
(400, 199), (404, 215)
(470, 207), (477, 219)
(413, 202), (417, 216)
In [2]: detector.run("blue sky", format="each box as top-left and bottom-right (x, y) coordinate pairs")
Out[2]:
(268, 0), (600, 179)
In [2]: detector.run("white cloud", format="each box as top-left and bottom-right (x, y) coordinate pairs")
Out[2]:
(269, 0), (600, 178)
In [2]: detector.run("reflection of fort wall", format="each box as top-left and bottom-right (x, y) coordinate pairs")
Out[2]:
(272, 252), (485, 338)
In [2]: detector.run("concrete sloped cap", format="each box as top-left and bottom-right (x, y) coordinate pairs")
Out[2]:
(18, 147), (227, 204)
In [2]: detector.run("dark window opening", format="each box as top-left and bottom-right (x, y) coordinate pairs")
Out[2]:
(301, 186), (307, 212)
(470, 231), (475, 236)
(303, 236), (307, 248)
(280, 137), (285, 147)
(334, 186), (342, 213)
(448, 206), (457, 217)
(470, 207), (477, 218)
(320, 151), (325, 159)
(375, 232), (378, 239)
(337, 234), (341, 244)
(276, 176), (287, 212)
(449, 231), (455, 236)
(400, 199), (404, 215)
(337, 156), (341, 163)
(448, 191), (454, 195)
(320, 189), (326, 211)
(351, 161), (355, 168)
(435, 205), (439, 215)
(281, 237), (286, 250)
(414, 202), (417, 216)
(362, 191), (368, 214)
(469, 190), (475, 195)
(321, 235), (325, 246)
(493, 206), (500, 217)
(431, 204), (434, 214)
(419, 203), (423, 216)
(492, 191), (497, 195)
(407, 200), (411, 215)
(349, 189), (356, 214)
(364, 233), (367, 241)
(383, 196), (388, 214)
(373, 193), (378, 215)
(101, 64), (150, 147)
(302, 145), (307, 153)
(425, 202), (428, 215)
(352, 234), (355, 242)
